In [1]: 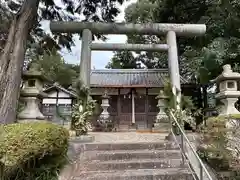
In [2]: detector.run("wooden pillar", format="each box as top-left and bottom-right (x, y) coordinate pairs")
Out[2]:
(56, 89), (59, 106)
(117, 88), (121, 127)
(56, 89), (59, 121)
(145, 88), (149, 129)
(131, 90), (135, 124)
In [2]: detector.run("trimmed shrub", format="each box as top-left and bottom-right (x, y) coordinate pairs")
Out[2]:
(0, 121), (69, 180)
(197, 116), (230, 170)
(197, 115), (240, 179)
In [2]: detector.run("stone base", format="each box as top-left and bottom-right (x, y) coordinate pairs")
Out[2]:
(62, 122), (71, 130)
(152, 129), (170, 133)
(18, 119), (46, 123)
(18, 96), (45, 120)
(70, 135), (95, 143)
(165, 133), (174, 141)
(153, 122), (171, 133)
(136, 129), (153, 133)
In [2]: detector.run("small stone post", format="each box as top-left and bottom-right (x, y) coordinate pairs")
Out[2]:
(213, 64), (240, 116)
(18, 64), (48, 122)
(152, 90), (170, 132)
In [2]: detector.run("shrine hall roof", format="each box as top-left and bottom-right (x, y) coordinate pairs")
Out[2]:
(90, 69), (188, 88)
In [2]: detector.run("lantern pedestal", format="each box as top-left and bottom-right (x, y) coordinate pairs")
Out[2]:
(97, 91), (113, 131)
(152, 91), (170, 133)
(18, 96), (45, 121)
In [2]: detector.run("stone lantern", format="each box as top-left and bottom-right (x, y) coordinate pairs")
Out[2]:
(212, 64), (240, 115)
(152, 90), (170, 132)
(18, 63), (48, 122)
(99, 90), (110, 123)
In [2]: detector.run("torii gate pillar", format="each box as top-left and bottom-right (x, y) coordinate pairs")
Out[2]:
(50, 22), (206, 109)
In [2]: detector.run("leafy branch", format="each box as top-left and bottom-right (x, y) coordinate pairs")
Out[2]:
(161, 80), (199, 131)
(71, 80), (96, 136)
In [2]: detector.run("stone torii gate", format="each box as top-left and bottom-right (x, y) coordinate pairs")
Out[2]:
(50, 22), (206, 108)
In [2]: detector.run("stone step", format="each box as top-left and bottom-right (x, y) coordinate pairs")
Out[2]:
(83, 149), (181, 161)
(78, 142), (177, 151)
(84, 158), (187, 171)
(74, 168), (194, 180)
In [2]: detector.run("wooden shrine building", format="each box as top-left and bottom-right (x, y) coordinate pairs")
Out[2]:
(90, 69), (194, 131)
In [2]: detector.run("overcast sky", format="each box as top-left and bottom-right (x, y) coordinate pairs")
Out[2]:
(42, 0), (137, 69)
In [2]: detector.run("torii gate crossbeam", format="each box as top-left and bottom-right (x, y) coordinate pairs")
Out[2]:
(50, 22), (206, 109)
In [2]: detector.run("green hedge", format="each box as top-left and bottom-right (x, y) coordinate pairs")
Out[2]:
(197, 116), (230, 170)
(197, 115), (240, 179)
(0, 121), (69, 180)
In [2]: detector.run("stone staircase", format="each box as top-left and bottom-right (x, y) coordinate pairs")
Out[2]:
(70, 141), (195, 180)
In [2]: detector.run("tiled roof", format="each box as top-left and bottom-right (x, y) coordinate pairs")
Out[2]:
(44, 84), (77, 97)
(90, 69), (188, 88)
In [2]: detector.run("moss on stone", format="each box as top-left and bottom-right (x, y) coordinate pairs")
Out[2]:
(208, 114), (240, 120)
(228, 114), (240, 119)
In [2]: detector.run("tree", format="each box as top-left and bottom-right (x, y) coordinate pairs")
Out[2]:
(123, 0), (240, 114)
(0, 4), (12, 52)
(124, 0), (209, 71)
(106, 51), (142, 69)
(30, 49), (78, 88)
(0, 0), (126, 124)
(124, 0), (240, 80)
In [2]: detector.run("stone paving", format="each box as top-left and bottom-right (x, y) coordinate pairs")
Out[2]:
(88, 132), (169, 143)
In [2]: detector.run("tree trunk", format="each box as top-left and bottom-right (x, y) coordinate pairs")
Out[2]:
(202, 85), (208, 110)
(0, 0), (40, 124)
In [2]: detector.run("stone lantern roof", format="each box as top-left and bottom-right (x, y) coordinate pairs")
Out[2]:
(212, 64), (240, 83)
(156, 90), (168, 99)
(101, 89), (110, 99)
(22, 62), (49, 82)
(212, 64), (240, 115)
(22, 71), (48, 82)
(21, 62), (48, 98)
